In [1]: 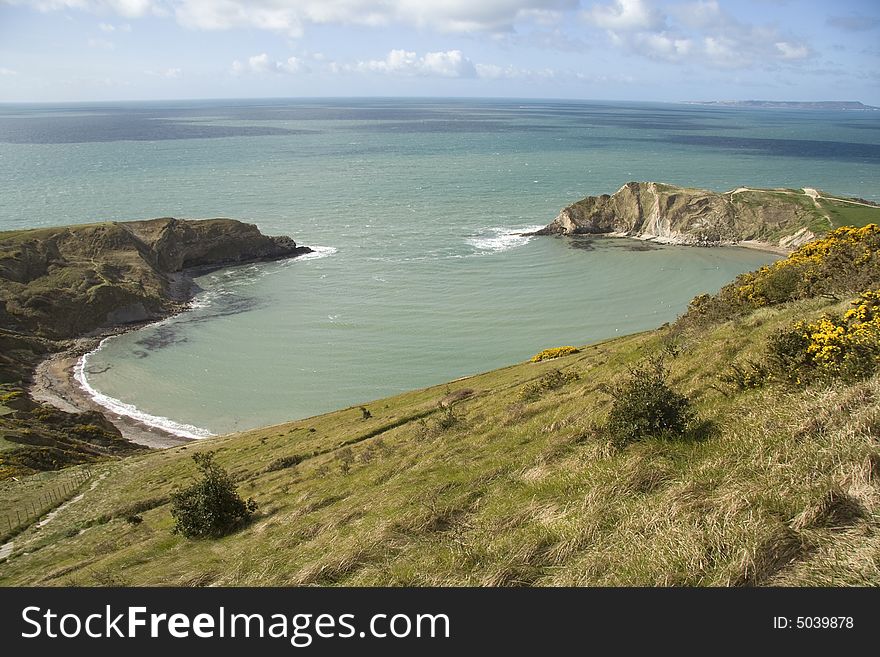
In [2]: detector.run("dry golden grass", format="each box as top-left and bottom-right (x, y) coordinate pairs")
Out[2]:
(1, 299), (878, 587)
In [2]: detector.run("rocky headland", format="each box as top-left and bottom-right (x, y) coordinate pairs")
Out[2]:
(533, 181), (839, 251)
(0, 218), (311, 477)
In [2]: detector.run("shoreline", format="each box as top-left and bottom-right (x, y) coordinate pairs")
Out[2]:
(22, 234), (782, 452)
(31, 334), (195, 450)
(26, 261), (305, 450)
(531, 230), (793, 256)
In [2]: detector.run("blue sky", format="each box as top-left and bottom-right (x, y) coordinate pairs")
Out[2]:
(0, 0), (878, 103)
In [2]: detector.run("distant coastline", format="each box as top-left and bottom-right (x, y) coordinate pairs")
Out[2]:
(684, 100), (879, 111)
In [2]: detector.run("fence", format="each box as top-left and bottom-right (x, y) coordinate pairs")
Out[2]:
(0, 468), (92, 539)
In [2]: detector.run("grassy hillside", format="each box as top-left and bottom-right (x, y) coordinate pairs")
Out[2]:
(3, 225), (879, 586)
(2, 233), (880, 584)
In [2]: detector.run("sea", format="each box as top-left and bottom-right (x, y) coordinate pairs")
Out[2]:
(1, 98), (878, 437)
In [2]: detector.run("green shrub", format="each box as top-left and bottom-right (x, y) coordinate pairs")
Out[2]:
(265, 455), (303, 472)
(170, 452), (257, 539)
(434, 404), (460, 430)
(520, 369), (579, 401)
(606, 358), (695, 445)
(766, 323), (814, 384)
(719, 359), (770, 390)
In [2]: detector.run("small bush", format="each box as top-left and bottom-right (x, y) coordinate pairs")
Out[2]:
(606, 358), (695, 445)
(336, 447), (354, 475)
(265, 454), (303, 473)
(435, 404), (460, 431)
(170, 452), (257, 539)
(531, 346), (579, 362)
(520, 369), (580, 401)
(719, 359), (770, 390)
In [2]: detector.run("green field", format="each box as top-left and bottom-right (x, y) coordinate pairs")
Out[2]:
(818, 197), (880, 228)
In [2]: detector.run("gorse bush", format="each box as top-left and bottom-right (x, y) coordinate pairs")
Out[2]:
(606, 358), (695, 445)
(768, 289), (880, 384)
(170, 451), (257, 539)
(737, 225), (880, 305)
(531, 346), (579, 362)
(684, 224), (880, 327)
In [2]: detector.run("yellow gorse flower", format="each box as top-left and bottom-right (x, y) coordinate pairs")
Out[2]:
(531, 346), (579, 362)
(799, 289), (880, 373)
(735, 224), (880, 306)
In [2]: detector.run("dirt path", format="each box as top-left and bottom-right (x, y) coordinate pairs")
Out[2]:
(0, 472), (108, 561)
(729, 186), (832, 227)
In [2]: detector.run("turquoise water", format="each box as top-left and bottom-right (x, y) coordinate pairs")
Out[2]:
(2, 98), (878, 436)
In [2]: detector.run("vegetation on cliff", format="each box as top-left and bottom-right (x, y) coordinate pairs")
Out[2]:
(2, 224), (878, 586)
(537, 182), (880, 249)
(0, 218), (310, 479)
(0, 218), (309, 339)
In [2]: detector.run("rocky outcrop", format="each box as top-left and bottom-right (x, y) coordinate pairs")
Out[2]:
(0, 218), (311, 339)
(535, 182), (825, 250)
(121, 217), (306, 272)
(0, 218), (312, 477)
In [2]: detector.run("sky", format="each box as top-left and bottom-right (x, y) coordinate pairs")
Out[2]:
(0, 0), (878, 104)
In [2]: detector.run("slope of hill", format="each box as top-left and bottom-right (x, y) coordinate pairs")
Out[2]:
(2, 226), (878, 586)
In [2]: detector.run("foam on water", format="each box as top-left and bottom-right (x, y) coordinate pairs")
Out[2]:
(291, 245), (338, 262)
(468, 225), (546, 253)
(75, 338), (215, 440)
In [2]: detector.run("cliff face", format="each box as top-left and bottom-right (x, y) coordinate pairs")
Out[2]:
(536, 182), (825, 249)
(0, 218), (311, 339)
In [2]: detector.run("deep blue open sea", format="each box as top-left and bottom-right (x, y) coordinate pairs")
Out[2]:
(1, 98), (878, 436)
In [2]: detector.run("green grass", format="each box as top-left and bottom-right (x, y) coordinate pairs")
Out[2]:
(817, 198), (880, 228)
(0, 299), (877, 586)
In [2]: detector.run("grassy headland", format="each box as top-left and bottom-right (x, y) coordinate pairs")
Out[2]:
(0, 218), (311, 476)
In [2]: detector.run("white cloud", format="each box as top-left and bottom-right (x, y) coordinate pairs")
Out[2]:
(231, 53), (308, 75)
(475, 62), (556, 80)
(674, 0), (728, 29)
(775, 41), (810, 60)
(278, 56), (304, 73)
(0, 67), (19, 76)
(584, 0), (812, 69)
(18, 0), (156, 17)
(632, 31), (692, 60)
(98, 21), (132, 32)
(584, 0), (665, 31)
(355, 49), (477, 78)
(7, 0), (579, 36)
